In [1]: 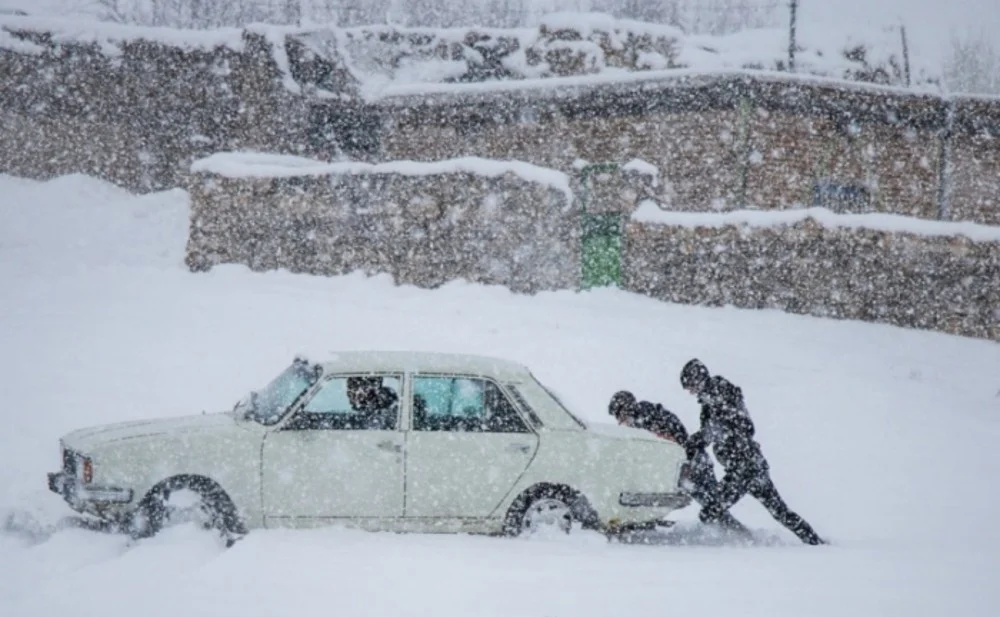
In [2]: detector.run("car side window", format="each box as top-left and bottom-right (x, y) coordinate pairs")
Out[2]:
(285, 374), (401, 431)
(412, 376), (529, 433)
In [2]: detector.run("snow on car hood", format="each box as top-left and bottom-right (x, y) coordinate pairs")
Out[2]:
(584, 421), (674, 444)
(61, 412), (239, 452)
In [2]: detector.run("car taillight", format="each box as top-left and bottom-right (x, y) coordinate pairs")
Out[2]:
(82, 458), (93, 484)
(678, 462), (691, 489)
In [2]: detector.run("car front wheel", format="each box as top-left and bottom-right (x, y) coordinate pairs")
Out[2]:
(128, 477), (242, 545)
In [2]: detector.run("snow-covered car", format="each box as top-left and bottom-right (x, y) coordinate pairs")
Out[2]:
(47, 352), (691, 541)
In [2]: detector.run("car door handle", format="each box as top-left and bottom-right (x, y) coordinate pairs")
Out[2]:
(506, 443), (532, 454)
(376, 440), (402, 453)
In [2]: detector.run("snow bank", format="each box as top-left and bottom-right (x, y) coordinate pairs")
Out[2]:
(191, 152), (573, 201)
(633, 200), (1000, 243)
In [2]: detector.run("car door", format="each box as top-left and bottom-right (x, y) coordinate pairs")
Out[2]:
(404, 375), (539, 519)
(261, 373), (405, 526)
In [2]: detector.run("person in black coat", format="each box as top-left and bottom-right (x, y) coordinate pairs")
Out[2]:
(608, 391), (749, 536)
(347, 376), (399, 430)
(680, 359), (825, 545)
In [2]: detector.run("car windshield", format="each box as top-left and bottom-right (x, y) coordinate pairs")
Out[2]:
(240, 359), (321, 425)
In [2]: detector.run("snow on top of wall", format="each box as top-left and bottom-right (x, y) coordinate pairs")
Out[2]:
(632, 200), (1000, 243)
(296, 24), (542, 98)
(623, 159), (659, 177)
(538, 11), (684, 44)
(285, 12), (943, 100)
(334, 13), (945, 100)
(0, 15), (309, 94)
(0, 14), (246, 53)
(372, 66), (943, 105)
(679, 22), (934, 84)
(191, 152), (573, 201)
(0, 23), (43, 54)
(248, 24), (302, 94)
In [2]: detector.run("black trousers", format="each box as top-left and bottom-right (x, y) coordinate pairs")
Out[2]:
(701, 463), (823, 545)
(686, 454), (749, 535)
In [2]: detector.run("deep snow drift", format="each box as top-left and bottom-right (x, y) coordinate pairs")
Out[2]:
(1, 173), (998, 616)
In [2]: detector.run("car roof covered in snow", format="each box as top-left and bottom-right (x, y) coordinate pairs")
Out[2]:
(318, 350), (532, 382)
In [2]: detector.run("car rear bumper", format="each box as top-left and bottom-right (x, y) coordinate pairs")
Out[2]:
(48, 472), (133, 508)
(618, 491), (691, 509)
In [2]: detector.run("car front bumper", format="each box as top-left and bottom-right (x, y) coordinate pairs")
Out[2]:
(47, 471), (133, 511)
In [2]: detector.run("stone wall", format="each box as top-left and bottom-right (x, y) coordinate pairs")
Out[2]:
(185, 166), (579, 293)
(741, 108), (944, 220)
(367, 76), (999, 225)
(4, 17), (998, 227)
(623, 216), (1000, 341)
(380, 106), (744, 211)
(949, 97), (1000, 226)
(0, 27), (307, 191)
(187, 156), (1000, 342)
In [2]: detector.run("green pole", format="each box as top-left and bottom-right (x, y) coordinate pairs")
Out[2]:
(578, 162), (623, 291)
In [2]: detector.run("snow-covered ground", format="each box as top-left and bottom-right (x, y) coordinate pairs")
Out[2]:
(1, 173), (998, 616)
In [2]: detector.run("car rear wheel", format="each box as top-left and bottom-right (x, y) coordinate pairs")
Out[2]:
(522, 496), (572, 534)
(505, 484), (597, 537)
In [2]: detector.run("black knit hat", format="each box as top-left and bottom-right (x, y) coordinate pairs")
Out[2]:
(680, 358), (710, 391)
(608, 390), (637, 420)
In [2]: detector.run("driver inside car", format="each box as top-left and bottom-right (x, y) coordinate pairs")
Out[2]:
(346, 376), (399, 430)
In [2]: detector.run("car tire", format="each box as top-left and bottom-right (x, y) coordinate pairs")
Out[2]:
(503, 484), (598, 537)
(128, 476), (243, 546)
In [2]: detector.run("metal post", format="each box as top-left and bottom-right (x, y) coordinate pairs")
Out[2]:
(788, 0), (798, 72)
(936, 100), (955, 220)
(900, 25), (912, 87)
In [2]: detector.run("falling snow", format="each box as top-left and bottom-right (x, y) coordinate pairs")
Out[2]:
(1, 2), (999, 617)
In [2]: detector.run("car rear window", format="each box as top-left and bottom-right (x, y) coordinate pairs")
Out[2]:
(506, 385), (544, 428)
(536, 382), (587, 429)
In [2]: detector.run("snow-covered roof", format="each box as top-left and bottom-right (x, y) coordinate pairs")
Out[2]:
(190, 152), (573, 201)
(317, 350), (531, 382)
(632, 200), (1000, 243)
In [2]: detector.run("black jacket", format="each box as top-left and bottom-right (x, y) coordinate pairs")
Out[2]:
(629, 401), (717, 485)
(629, 401), (690, 445)
(687, 375), (766, 476)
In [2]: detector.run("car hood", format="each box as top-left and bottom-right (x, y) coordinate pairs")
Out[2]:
(62, 412), (241, 452)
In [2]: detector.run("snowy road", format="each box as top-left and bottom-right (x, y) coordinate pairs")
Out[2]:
(1, 174), (998, 616)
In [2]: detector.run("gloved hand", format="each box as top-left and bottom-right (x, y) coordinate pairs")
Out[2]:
(685, 431), (706, 460)
(699, 503), (724, 524)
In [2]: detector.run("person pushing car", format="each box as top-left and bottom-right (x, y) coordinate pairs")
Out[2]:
(679, 358), (825, 545)
(608, 391), (750, 537)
